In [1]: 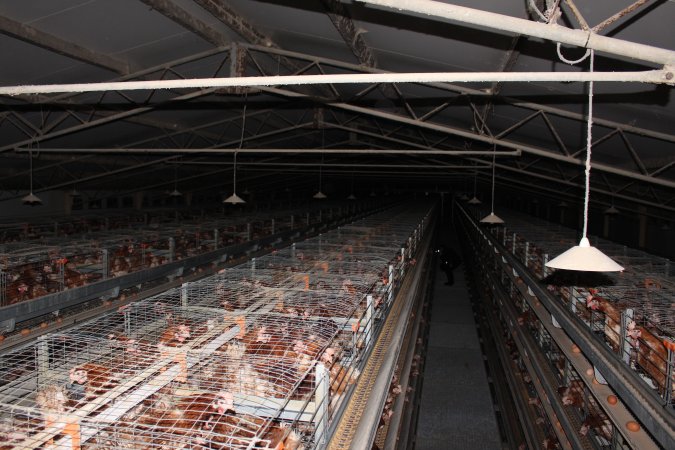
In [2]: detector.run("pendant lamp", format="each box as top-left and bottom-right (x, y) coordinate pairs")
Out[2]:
(22, 147), (42, 206)
(604, 203), (619, 215)
(347, 171), (356, 200)
(169, 163), (182, 197)
(313, 156), (326, 198)
(224, 97), (247, 205)
(480, 144), (504, 225)
(313, 130), (327, 199)
(546, 50), (623, 272)
(467, 165), (481, 204)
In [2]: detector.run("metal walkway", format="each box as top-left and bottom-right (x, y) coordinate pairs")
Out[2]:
(416, 248), (502, 450)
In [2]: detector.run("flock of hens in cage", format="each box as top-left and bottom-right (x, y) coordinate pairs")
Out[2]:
(0, 205), (429, 450)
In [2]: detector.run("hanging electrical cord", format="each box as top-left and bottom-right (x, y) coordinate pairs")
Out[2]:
(545, 48), (623, 272)
(314, 127), (327, 199)
(224, 93), (248, 204)
(581, 49), (594, 241)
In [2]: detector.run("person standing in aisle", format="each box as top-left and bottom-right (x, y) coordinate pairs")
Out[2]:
(436, 245), (461, 286)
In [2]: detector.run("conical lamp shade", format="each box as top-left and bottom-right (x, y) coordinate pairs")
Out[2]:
(223, 192), (246, 204)
(169, 188), (182, 197)
(69, 188), (81, 197)
(313, 191), (327, 199)
(545, 237), (623, 272)
(467, 196), (481, 205)
(22, 192), (42, 206)
(604, 205), (619, 215)
(347, 193), (356, 200)
(480, 212), (504, 224)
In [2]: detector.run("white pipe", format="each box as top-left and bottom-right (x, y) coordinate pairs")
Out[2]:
(0, 70), (671, 96)
(359, 0), (675, 66)
(15, 147), (521, 156)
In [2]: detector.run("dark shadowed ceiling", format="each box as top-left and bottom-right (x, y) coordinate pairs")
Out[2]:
(0, 0), (673, 219)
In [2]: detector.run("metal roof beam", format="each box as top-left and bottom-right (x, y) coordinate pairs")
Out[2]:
(140, 0), (230, 45)
(192, 0), (274, 48)
(0, 15), (131, 74)
(320, 0), (376, 67)
(358, 0), (675, 66)
(260, 86), (675, 189)
(243, 43), (675, 143)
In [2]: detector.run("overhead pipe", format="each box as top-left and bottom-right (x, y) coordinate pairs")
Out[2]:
(169, 161), (494, 169)
(0, 69), (671, 97)
(15, 148), (521, 156)
(242, 43), (675, 144)
(358, 0), (675, 67)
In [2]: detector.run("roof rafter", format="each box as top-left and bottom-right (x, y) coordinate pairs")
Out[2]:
(140, 0), (230, 45)
(260, 85), (675, 190)
(0, 15), (131, 74)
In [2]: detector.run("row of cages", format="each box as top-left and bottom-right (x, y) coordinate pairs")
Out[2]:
(0, 202), (432, 450)
(457, 202), (673, 450)
(464, 205), (674, 408)
(0, 200), (349, 244)
(0, 202), (369, 307)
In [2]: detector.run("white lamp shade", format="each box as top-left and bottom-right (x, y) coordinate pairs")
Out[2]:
(169, 189), (182, 197)
(480, 212), (504, 224)
(347, 193), (356, 200)
(467, 196), (481, 205)
(604, 205), (619, 215)
(22, 192), (42, 205)
(313, 191), (327, 199)
(69, 188), (81, 197)
(223, 192), (246, 204)
(545, 237), (624, 272)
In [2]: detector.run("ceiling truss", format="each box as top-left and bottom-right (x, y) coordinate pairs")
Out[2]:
(0, 2), (672, 214)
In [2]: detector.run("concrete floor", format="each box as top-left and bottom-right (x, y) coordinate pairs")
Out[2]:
(415, 260), (502, 450)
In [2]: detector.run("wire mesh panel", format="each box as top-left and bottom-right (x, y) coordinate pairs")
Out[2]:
(484, 208), (675, 408)
(0, 202), (432, 449)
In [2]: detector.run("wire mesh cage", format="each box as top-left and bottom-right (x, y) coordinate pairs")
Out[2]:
(478, 207), (675, 408)
(0, 203), (431, 449)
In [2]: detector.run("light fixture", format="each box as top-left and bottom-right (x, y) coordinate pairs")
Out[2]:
(546, 50), (623, 272)
(22, 147), (42, 206)
(224, 95), (247, 205)
(313, 129), (327, 199)
(169, 163), (182, 197)
(480, 144), (504, 225)
(467, 165), (481, 204)
(347, 171), (356, 200)
(68, 187), (81, 197)
(604, 203), (619, 215)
